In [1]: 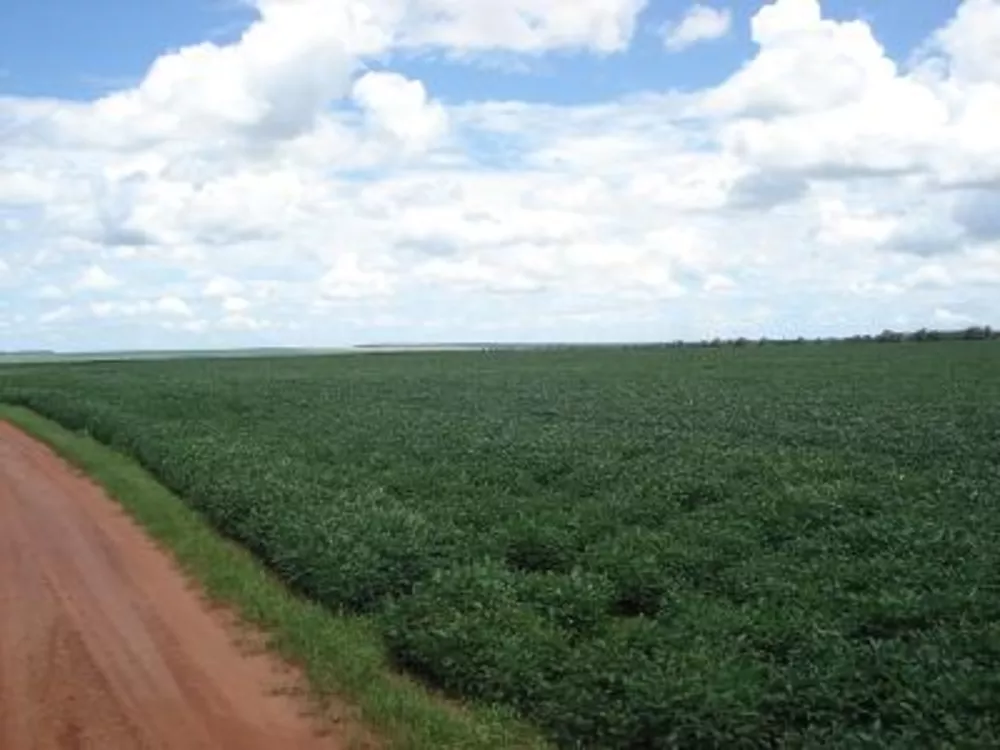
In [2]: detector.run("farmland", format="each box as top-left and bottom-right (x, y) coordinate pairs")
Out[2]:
(2, 341), (999, 748)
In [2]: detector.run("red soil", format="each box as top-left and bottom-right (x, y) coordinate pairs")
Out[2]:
(0, 421), (349, 749)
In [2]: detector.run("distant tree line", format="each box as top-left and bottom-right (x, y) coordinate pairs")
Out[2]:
(470, 326), (1000, 353)
(653, 326), (999, 349)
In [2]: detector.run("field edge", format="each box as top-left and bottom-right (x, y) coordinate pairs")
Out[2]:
(0, 404), (547, 750)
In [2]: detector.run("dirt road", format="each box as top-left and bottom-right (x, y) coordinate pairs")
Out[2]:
(0, 421), (345, 750)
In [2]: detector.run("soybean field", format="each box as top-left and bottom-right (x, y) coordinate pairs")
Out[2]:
(2, 341), (999, 748)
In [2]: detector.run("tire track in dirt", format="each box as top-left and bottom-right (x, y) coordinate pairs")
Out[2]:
(0, 421), (349, 749)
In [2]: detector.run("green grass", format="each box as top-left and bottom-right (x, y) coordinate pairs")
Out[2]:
(0, 405), (546, 750)
(3, 341), (1000, 747)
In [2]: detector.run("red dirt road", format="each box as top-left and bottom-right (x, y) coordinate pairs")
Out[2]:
(0, 422), (345, 750)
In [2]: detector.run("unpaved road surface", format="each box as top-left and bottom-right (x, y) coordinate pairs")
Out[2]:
(0, 422), (345, 750)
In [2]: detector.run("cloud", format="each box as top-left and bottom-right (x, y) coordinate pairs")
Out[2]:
(703, 0), (885, 117)
(165, 318), (209, 333)
(662, 4), (733, 52)
(703, 273), (736, 292)
(222, 296), (251, 313)
(902, 264), (954, 290)
(6, 0), (649, 154)
(882, 215), (965, 257)
(39, 306), (75, 324)
(318, 253), (395, 300)
(812, 199), (895, 247)
(928, 0), (1000, 84)
(0, 171), (53, 205)
(934, 307), (975, 326)
(36, 284), (65, 300)
(3, 0), (1000, 350)
(219, 312), (269, 331)
(156, 295), (195, 317)
(415, 256), (546, 294)
(727, 169), (809, 209)
(352, 72), (448, 154)
(701, 0), (999, 186)
(952, 189), (1000, 241)
(203, 275), (246, 299)
(90, 296), (193, 319)
(61, 0), (386, 148)
(391, 0), (648, 54)
(74, 265), (121, 291)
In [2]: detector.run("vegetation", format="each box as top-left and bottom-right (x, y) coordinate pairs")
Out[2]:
(2, 341), (999, 748)
(0, 405), (543, 750)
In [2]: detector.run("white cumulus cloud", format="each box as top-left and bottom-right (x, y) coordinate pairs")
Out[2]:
(662, 4), (733, 51)
(319, 253), (395, 300)
(156, 295), (195, 317)
(352, 72), (449, 154)
(75, 266), (121, 291)
(203, 275), (246, 299)
(392, 0), (648, 54)
(222, 296), (252, 314)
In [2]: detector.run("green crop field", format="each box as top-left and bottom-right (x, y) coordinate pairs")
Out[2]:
(2, 341), (999, 748)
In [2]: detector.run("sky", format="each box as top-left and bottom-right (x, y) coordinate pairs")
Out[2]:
(1, 0), (998, 351)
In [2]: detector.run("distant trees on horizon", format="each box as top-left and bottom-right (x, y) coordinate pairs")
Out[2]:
(656, 325), (999, 349)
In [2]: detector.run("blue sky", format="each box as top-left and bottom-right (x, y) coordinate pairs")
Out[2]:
(0, 0), (954, 101)
(1, 0), (998, 351)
